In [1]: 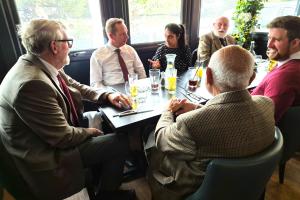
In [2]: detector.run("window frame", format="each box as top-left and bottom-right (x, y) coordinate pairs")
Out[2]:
(3, 0), (300, 82)
(99, 0), (201, 50)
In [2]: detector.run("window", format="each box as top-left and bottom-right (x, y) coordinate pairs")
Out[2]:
(256, 0), (298, 32)
(199, 0), (237, 37)
(15, 0), (103, 51)
(199, 0), (298, 35)
(128, 0), (181, 44)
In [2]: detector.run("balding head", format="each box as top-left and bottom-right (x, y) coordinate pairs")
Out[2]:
(213, 16), (230, 38)
(208, 45), (254, 93)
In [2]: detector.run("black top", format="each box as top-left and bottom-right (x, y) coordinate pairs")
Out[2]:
(152, 44), (192, 75)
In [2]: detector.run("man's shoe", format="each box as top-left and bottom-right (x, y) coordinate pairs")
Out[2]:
(96, 189), (136, 200)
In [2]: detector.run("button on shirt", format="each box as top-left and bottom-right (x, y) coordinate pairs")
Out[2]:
(90, 43), (146, 88)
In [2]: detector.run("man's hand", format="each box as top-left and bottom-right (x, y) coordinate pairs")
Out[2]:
(167, 98), (186, 113)
(86, 128), (103, 137)
(167, 98), (201, 116)
(108, 92), (132, 109)
(174, 101), (200, 116)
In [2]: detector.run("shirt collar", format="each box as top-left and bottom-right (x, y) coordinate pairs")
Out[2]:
(277, 50), (300, 67)
(38, 57), (59, 79)
(107, 42), (119, 51)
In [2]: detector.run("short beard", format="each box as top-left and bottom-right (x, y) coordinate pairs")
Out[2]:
(267, 44), (291, 61)
(64, 55), (70, 66)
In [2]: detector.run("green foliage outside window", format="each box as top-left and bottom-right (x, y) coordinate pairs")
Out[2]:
(232, 0), (268, 49)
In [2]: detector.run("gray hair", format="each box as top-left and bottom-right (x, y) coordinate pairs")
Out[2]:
(208, 45), (254, 92)
(105, 18), (125, 36)
(18, 19), (66, 56)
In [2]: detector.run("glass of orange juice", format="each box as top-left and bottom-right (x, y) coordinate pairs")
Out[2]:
(128, 73), (138, 97)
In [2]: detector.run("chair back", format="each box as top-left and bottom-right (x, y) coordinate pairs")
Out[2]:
(186, 128), (283, 200)
(277, 106), (300, 183)
(0, 136), (38, 200)
(278, 106), (300, 163)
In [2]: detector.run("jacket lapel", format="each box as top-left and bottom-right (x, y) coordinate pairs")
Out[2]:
(22, 55), (65, 95)
(21, 54), (72, 122)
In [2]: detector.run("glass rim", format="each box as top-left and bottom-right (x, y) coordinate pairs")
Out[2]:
(149, 68), (160, 71)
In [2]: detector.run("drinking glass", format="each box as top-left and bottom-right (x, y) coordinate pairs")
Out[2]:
(167, 68), (177, 94)
(128, 73), (138, 97)
(255, 55), (266, 73)
(137, 82), (150, 103)
(149, 69), (160, 93)
(187, 67), (200, 92)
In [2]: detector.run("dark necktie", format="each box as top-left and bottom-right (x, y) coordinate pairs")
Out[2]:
(57, 74), (79, 126)
(115, 49), (129, 81)
(219, 38), (227, 46)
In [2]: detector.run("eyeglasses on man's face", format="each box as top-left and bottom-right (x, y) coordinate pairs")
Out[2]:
(55, 39), (73, 48)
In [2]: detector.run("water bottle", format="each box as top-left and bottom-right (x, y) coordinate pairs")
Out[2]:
(249, 41), (256, 57)
(160, 72), (165, 89)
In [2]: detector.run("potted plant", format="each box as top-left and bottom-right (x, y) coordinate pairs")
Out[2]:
(232, 0), (268, 49)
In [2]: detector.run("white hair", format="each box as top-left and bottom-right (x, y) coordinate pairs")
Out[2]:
(208, 45), (254, 92)
(18, 19), (66, 56)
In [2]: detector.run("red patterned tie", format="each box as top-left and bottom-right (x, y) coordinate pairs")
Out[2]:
(115, 49), (129, 81)
(57, 74), (79, 126)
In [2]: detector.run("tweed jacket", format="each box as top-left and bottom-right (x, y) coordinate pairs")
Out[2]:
(0, 54), (106, 200)
(149, 90), (275, 200)
(197, 31), (236, 67)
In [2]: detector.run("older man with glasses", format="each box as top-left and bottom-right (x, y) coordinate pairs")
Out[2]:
(0, 19), (135, 200)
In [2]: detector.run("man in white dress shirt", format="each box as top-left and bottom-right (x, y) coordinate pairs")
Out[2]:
(90, 18), (146, 88)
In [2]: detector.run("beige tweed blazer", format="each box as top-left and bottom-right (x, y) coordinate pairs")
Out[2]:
(149, 90), (275, 200)
(197, 31), (236, 67)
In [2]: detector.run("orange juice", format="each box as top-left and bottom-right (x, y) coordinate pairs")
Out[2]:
(168, 77), (176, 92)
(196, 66), (203, 78)
(130, 85), (138, 97)
(131, 99), (138, 110)
(268, 60), (277, 72)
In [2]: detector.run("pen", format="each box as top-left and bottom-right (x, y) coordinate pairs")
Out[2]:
(113, 109), (154, 117)
(108, 86), (119, 93)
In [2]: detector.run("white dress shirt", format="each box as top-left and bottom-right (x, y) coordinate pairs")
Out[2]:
(38, 57), (61, 89)
(90, 42), (146, 88)
(277, 50), (300, 67)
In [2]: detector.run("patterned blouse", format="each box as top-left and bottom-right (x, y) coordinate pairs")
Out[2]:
(152, 44), (192, 75)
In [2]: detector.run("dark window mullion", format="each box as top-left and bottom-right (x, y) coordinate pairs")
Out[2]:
(181, 0), (201, 50)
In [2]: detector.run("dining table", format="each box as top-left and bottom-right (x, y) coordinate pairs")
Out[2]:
(99, 68), (267, 133)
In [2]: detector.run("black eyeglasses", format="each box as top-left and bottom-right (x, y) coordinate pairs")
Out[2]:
(54, 39), (73, 48)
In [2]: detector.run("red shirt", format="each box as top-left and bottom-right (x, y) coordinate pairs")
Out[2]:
(252, 59), (300, 124)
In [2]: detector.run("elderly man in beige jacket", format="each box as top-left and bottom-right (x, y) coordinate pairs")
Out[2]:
(148, 45), (275, 200)
(197, 16), (236, 67)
